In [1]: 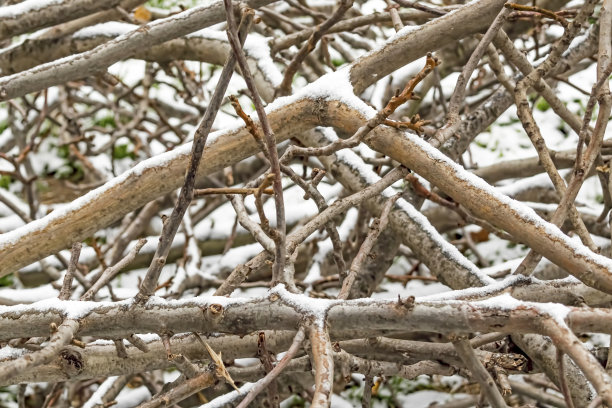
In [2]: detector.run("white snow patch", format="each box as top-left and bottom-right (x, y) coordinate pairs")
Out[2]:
(198, 382), (254, 407)
(496, 172), (556, 197)
(272, 284), (337, 326)
(82, 376), (119, 408)
(0, 0), (63, 18)
(0, 346), (26, 361)
(473, 293), (570, 325)
(0, 284), (58, 304)
(266, 67), (375, 118)
(188, 29), (282, 86)
(73, 22), (135, 38)
(481, 258), (523, 276)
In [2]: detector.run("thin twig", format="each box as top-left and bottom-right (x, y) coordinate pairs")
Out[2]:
(194, 187), (274, 196)
(276, 0), (354, 96)
(83, 238), (147, 301)
(429, 6), (509, 148)
(452, 339), (508, 408)
(339, 193), (399, 299)
(224, 1), (288, 284)
(236, 327), (306, 408)
(59, 242), (82, 300)
(556, 348), (576, 408)
(133, 11), (254, 303)
(504, 3), (569, 27)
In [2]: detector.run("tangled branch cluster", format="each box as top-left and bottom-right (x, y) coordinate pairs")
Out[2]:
(0, 0), (611, 407)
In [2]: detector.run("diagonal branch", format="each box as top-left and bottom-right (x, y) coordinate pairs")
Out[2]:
(224, 0), (288, 284)
(134, 11), (254, 302)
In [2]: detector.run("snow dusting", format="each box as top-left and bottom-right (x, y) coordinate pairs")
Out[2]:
(82, 376), (119, 408)
(400, 126), (612, 275)
(198, 382), (254, 407)
(73, 22), (135, 39)
(0, 345), (25, 361)
(0, 0), (63, 18)
(266, 67), (376, 118)
(189, 28), (283, 86)
(473, 293), (570, 326)
(272, 284), (337, 326)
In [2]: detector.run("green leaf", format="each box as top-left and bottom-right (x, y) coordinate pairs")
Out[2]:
(0, 175), (11, 190)
(0, 274), (13, 287)
(94, 115), (116, 128)
(113, 144), (136, 160)
(55, 161), (84, 181)
(0, 119), (8, 135)
(535, 97), (550, 112)
(57, 145), (70, 158)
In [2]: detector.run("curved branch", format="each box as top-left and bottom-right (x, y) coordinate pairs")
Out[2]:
(0, 26), (280, 102)
(0, 0), (277, 101)
(0, 0), (133, 41)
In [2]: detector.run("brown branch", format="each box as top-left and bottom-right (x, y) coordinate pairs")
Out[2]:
(405, 173), (513, 241)
(383, 53), (439, 115)
(310, 325), (334, 408)
(224, 2), (288, 285)
(339, 193), (399, 299)
(59, 242), (82, 301)
(236, 327), (307, 408)
(504, 3), (569, 27)
(134, 11), (254, 303)
(194, 187), (274, 196)
(135, 367), (218, 408)
(452, 339), (508, 408)
(276, 0), (354, 96)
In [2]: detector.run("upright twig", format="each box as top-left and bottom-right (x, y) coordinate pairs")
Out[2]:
(134, 10), (254, 303)
(339, 193), (399, 299)
(223, 0), (288, 284)
(59, 242), (82, 300)
(452, 339), (508, 408)
(362, 375), (374, 408)
(310, 324), (334, 408)
(236, 327), (307, 408)
(276, 0), (354, 96)
(429, 6), (509, 148)
(555, 349), (576, 408)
